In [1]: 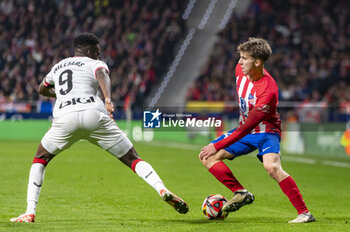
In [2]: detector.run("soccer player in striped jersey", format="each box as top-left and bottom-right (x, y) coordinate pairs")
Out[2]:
(199, 38), (315, 223)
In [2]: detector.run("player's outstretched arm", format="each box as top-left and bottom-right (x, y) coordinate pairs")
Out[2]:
(199, 108), (267, 160)
(38, 81), (56, 98)
(199, 100), (273, 160)
(214, 91), (277, 151)
(96, 68), (114, 118)
(214, 107), (267, 151)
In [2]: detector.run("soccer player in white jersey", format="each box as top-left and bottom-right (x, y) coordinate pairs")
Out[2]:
(199, 38), (315, 223)
(10, 33), (188, 223)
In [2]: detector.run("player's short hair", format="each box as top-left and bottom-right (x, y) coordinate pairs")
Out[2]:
(237, 37), (272, 62)
(73, 33), (99, 49)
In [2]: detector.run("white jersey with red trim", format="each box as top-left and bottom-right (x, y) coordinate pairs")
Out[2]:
(44, 56), (109, 118)
(235, 64), (282, 135)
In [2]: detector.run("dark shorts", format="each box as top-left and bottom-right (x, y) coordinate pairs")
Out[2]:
(211, 129), (281, 162)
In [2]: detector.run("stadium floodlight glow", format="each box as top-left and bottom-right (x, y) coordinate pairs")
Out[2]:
(182, 0), (196, 20)
(149, 28), (196, 107)
(219, 0), (238, 30)
(198, 0), (217, 30)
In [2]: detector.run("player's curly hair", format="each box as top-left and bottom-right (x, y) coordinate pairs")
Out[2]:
(73, 33), (99, 49)
(237, 37), (272, 62)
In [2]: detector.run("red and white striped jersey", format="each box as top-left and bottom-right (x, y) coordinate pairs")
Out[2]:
(235, 64), (281, 135)
(214, 64), (282, 151)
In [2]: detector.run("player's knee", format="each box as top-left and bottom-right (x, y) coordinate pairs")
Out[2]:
(35, 143), (55, 164)
(118, 147), (141, 168)
(199, 151), (226, 169)
(264, 162), (280, 178)
(199, 155), (212, 169)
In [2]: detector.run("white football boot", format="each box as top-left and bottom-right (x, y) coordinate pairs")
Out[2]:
(10, 214), (35, 223)
(160, 189), (189, 214)
(288, 212), (316, 223)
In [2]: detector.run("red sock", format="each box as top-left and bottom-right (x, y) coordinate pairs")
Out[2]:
(131, 159), (143, 172)
(33, 157), (48, 166)
(279, 176), (308, 214)
(208, 161), (244, 193)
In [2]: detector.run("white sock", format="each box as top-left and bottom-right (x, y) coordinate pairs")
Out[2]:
(26, 163), (45, 215)
(134, 161), (167, 195)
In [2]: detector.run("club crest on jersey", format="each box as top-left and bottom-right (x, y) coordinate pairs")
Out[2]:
(239, 97), (248, 116)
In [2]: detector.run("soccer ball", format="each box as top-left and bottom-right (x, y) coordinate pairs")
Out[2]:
(202, 194), (228, 220)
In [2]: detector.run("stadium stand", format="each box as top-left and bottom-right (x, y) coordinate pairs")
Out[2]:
(187, 0), (350, 114)
(0, 0), (186, 111)
(0, 0), (349, 118)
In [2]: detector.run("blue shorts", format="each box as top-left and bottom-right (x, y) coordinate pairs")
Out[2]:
(211, 129), (281, 162)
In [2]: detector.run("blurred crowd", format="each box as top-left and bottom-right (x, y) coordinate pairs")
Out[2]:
(187, 0), (350, 113)
(0, 0), (186, 110)
(1, 0), (349, 117)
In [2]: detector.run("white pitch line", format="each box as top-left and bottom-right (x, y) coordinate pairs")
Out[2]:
(140, 141), (350, 168)
(321, 160), (350, 168)
(140, 141), (201, 151)
(284, 156), (350, 168)
(282, 156), (317, 164)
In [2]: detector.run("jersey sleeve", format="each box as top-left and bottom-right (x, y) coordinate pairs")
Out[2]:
(254, 90), (277, 117)
(213, 91), (277, 151)
(93, 60), (109, 78)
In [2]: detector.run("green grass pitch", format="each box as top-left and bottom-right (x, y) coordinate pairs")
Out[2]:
(0, 140), (349, 231)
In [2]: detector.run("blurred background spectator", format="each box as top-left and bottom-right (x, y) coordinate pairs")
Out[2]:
(0, 0), (349, 119)
(0, 0), (186, 111)
(187, 0), (350, 111)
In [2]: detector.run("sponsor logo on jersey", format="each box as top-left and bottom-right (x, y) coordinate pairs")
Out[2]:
(248, 93), (256, 105)
(59, 96), (95, 109)
(258, 104), (271, 114)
